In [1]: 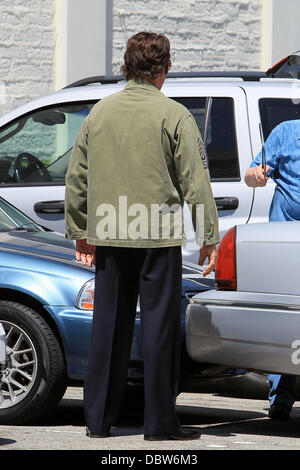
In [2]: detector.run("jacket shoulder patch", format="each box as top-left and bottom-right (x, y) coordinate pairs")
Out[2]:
(198, 136), (208, 169)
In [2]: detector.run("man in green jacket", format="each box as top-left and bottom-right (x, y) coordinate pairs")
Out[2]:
(65, 32), (219, 441)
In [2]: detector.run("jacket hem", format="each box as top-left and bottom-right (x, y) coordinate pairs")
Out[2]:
(86, 238), (186, 248)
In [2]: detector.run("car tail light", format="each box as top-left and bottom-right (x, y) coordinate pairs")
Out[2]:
(215, 226), (236, 290)
(266, 51), (300, 78)
(266, 55), (289, 76)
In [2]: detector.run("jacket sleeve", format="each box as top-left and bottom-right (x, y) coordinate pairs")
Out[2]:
(65, 118), (89, 240)
(173, 114), (220, 247)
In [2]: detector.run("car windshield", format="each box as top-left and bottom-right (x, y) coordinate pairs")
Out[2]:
(259, 98), (300, 140)
(0, 198), (40, 232)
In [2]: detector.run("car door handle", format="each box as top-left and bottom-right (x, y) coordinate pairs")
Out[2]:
(33, 197), (238, 214)
(34, 200), (65, 214)
(214, 197), (239, 210)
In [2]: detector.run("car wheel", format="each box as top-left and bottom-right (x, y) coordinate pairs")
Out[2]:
(0, 301), (67, 424)
(221, 372), (269, 399)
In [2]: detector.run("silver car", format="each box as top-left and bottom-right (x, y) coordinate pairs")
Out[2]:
(186, 220), (300, 376)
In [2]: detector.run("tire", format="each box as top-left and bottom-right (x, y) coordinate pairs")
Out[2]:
(0, 301), (67, 424)
(221, 372), (269, 399)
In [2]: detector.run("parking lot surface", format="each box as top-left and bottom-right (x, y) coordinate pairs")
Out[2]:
(1, 386), (300, 455)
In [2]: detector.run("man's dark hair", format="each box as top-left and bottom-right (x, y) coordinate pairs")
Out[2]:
(121, 32), (171, 81)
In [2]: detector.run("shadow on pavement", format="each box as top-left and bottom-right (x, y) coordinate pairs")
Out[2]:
(29, 386), (300, 440)
(32, 387), (263, 426)
(199, 412), (300, 440)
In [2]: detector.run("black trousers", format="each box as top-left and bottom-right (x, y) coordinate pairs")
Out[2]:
(83, 245), (182, 435)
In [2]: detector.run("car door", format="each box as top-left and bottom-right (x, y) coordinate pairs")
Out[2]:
(0, 102), (95, 232)
(245, 85), (300, 225)
(165, 84), (255, 263)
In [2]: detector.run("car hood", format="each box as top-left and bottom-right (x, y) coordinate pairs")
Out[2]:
(181, 261), (215, 294)
(0, 229), (94, 272)
(0, 230), (216, 288)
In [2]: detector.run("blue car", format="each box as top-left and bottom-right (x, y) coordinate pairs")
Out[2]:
(0, 196), (219, 424)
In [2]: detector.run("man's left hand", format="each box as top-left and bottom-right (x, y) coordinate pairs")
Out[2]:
(75, 239), (96, 267)
(198, 243), (217, 276)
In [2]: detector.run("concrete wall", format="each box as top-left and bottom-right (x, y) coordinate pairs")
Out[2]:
(112, 0), (262, 74)
(54, 0), (113, 89)
(0, 0), (55, 115)
(4, 0), (295, 117)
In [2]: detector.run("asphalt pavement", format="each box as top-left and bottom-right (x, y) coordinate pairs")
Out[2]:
(1, 386), (300, 457)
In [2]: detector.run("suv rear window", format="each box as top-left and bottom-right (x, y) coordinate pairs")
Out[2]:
(173, 97), (240, 181)
(259, 98), (300, 140)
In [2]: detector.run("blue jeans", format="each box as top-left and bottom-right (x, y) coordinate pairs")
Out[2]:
(268, 374), (297, 409)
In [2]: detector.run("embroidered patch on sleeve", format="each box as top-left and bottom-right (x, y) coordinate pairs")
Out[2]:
(198, 136), (208, 169)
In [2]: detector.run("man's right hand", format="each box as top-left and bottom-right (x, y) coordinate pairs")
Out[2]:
(75, 239), (96, 267)
(244, 164), (270, 187)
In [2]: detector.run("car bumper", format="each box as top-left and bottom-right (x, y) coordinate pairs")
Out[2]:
(45, 287), (209, 382)
(44, 269), (214, 382)
(45, 305), (144, 381)
(186, 290), (300, 376)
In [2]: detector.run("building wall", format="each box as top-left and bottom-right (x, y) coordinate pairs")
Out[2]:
(0, 0), (55, 115)
(0, 0), (264, 115)
(112, 0), (262, 74)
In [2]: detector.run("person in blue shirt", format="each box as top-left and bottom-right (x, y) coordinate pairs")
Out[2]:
(244, 119), (300, 421)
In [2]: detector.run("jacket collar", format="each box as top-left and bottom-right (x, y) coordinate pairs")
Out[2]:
(124, 79), (162, 94)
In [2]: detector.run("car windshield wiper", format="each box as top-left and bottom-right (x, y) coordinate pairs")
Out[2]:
(0, 224), (40, 233)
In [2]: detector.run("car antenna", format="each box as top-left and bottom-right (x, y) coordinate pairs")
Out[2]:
(259, 123), (267, 177)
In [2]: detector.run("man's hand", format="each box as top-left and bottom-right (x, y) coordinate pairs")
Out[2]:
(198, 243), (217, 277)
(244, 164), (270, 187)
(75, 239), (96, 267)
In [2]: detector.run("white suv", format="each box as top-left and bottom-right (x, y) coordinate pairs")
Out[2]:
(0, 63), (299, 262)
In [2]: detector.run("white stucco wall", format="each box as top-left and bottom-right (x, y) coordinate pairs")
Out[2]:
(112, 0), (262, 74)
(0, 0), (55, 115)
(5, 0), (294, 117)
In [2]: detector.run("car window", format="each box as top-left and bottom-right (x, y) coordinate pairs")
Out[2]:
(259, 98), (300, 140)
(173, 97), (240, 181)
(0, 197), (40, 231)
(0, 102), (95, 185)
(172, 97), (207, 135)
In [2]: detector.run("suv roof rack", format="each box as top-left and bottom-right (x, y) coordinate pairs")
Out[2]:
(167, 71), (267, 81)
(64, 75), (124, 88)
(64, 68), (298, 89)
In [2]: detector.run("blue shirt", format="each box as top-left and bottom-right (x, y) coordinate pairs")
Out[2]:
(250, 120), (300, 221)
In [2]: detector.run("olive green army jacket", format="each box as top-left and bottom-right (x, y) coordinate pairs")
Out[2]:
(65, 80), (219, 248)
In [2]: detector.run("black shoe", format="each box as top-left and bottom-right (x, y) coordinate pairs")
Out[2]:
(144, 427), (201, 441)
(86, 427), (111, 438)
(268, 404), (291, 421)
